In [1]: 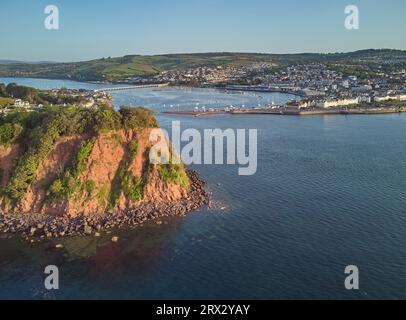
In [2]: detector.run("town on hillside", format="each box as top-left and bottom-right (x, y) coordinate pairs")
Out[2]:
(0, 83), (112, 114)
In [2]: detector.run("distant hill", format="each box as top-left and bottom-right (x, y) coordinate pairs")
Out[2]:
(0, 49), (405, 83)
(0, 60), (23, 65)
(0, 60), (55, 65)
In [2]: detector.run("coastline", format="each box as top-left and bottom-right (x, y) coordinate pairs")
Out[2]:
(0, 170), (209, 242)
(163, 107), (406, 117)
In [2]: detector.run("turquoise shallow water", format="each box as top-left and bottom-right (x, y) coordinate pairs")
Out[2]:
(1, 78), (406, 299)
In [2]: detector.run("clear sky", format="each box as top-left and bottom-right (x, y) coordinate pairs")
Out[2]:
(0, 0), (405, 62)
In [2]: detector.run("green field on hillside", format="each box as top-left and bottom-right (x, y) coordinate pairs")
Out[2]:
(1, 49), (405, 82)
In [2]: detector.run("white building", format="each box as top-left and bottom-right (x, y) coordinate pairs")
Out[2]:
(316, 98), (359, 109)
(374, 94), (406, 102)
(14, 99), (30, 108)
(358, 96), (372, 103)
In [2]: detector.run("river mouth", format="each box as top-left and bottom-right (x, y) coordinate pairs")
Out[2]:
(1, 77), (406, 299)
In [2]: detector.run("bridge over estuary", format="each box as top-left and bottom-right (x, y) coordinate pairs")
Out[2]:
(94, 83), (170, 93)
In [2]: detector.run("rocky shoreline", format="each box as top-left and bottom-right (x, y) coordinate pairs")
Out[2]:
(0, 170), (209, 242)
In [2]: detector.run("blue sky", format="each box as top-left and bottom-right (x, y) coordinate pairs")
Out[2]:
(0, 0), (405, 61)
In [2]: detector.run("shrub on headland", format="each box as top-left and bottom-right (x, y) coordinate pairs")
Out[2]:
(0, 123), (23, 146)
(119, 106), (159, 129)
(158, 164), (190, 189)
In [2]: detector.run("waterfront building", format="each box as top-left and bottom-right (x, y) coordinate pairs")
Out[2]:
(316, 98), (359, 109)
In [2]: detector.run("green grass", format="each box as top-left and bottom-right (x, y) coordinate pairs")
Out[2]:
(0, 97), (13, 109)
(46, 137), (96, 203)
(158, 164), (189, 189)
(0, 123), (23, 147)
(108, 138), (144, 209)
(97, 186), (109, 209)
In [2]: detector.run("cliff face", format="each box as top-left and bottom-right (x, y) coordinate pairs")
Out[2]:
(0, 129), (188, 217)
